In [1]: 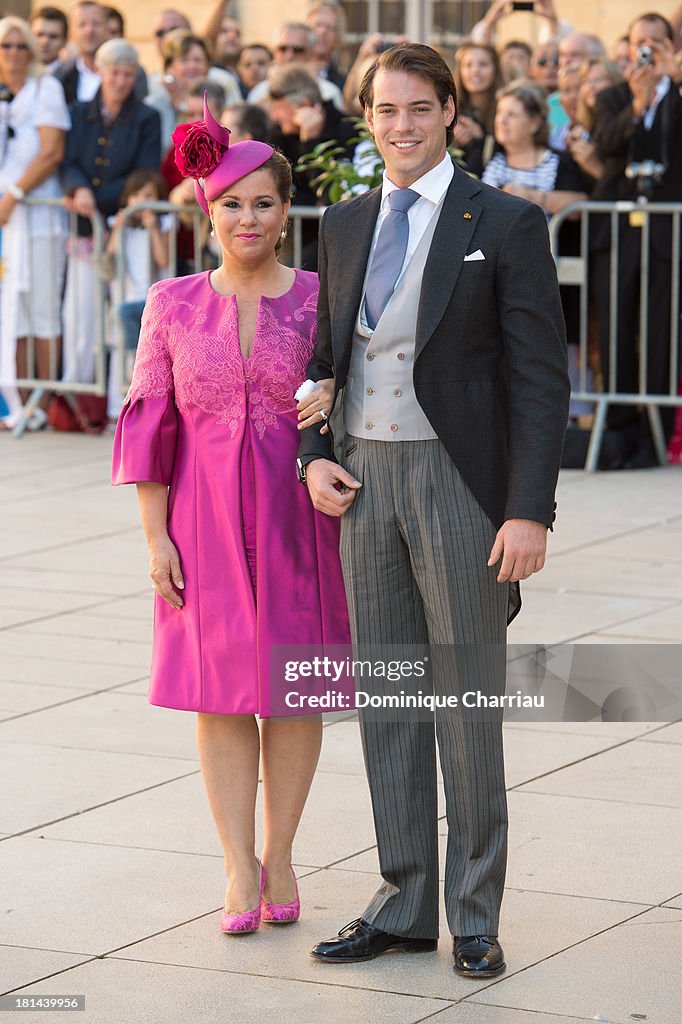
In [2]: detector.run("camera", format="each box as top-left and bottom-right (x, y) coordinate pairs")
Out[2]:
(636, 45), (653, 66)
(625, 159), (665, 200)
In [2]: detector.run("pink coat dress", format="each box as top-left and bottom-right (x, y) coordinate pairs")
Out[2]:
(112, 270), (351, 716)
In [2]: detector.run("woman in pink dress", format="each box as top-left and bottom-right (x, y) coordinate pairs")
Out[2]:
(112, 100), (351, 934)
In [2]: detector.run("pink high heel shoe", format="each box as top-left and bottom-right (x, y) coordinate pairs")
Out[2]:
(261, 867), (300, 924)
(220, 860), (266, 934)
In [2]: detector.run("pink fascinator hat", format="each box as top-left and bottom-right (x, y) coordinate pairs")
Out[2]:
(171, 94), (274, 216)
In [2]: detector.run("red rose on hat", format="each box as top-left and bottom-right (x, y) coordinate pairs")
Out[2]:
(172, 121), (227, 179)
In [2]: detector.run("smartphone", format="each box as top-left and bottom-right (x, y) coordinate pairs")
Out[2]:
(512, 2), (535, 10)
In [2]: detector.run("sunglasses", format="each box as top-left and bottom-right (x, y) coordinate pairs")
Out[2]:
(276, 44), (306, 54)
(536, 56), (559, 66)
(1, 41), (30, 51)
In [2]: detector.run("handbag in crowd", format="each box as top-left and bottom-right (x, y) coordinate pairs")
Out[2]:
(48, 393), (109, 434)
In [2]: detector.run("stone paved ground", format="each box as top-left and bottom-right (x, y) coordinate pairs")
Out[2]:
(1, 432), (681, 1024)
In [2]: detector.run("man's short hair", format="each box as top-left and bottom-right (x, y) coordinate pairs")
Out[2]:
(238, 43), (273, 62)
(272, 21), (316, 49)
(69, 1), (104, 15)
(628, 11), (674, 41)
(268, 63), (322, 104)
(188, 78), (226, 110)
(502, 39), (532, 58)
(223, 101), (274, 144)
(305, 1), (347, 37)
(31, 6), (69, 37)
(359, 43), (457, 146)
(102, 5), (124, 35)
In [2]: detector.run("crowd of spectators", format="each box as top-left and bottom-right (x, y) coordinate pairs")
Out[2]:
(0, 0), (681, 464)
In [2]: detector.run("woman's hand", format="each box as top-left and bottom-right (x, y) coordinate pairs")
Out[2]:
(501, 181), (534, 201)
(163, 72), (185, 109)
(297, 378), (334, 434)
(534, 0), (559, 23)
(357, 32), (383, 60)
(149, 533), (185, 609)
(73, 186), (96, 218)
(294, 103), (325, 143)
(482, 0), (512, 29)
(0, 193), (16, 228)
(452, 116), (484, 147)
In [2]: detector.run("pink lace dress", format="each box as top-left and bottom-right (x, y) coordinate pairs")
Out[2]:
(112, 270), (350, 715)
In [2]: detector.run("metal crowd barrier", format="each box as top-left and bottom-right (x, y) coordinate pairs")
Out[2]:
(549, 199), (682, 471)
(287, 205), (326, 269)
(3, 197), (108, 437)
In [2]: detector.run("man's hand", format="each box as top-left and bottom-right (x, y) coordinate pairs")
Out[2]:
(649, 37), (682, 84)
(305, 458), (362, 517)
(294, 103), (325, 142)
(627, 62), (657, 117)
(487, 518), (547, 583)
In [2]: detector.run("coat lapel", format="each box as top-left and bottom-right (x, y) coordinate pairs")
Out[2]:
(415, 168), (482, 359)
(331, 187), (381, 360)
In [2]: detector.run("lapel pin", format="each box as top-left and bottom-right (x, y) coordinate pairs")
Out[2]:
(463, 212), (472, 219)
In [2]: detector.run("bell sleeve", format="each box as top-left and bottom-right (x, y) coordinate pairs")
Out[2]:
(111, 282), (178, 486)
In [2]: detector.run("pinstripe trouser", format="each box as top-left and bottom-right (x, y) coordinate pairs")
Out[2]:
(339, 436), (509, 939)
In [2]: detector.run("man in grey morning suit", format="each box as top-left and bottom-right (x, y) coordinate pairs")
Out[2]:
(296, 43), (569, 976)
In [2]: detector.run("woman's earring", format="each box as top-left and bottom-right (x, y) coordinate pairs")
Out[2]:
(280, 223), (288, 240)
(210, 223), (215, 238)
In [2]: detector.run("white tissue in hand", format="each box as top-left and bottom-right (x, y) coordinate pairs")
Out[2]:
(294, 379), (317, 401)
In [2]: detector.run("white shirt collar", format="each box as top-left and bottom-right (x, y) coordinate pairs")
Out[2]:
(76, 55), (100, 79)
(655, 76), (671, 101)
(381, 151), (454, 208)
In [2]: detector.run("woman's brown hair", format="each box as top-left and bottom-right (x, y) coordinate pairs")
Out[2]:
(453, 41), (503, 135)
(496, 80), (549, 148)
(162, 30), (211, 70)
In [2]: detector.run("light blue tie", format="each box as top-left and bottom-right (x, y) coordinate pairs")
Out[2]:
(364, 188), (419, 331)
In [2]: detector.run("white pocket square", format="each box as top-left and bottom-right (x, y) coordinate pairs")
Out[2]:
(463, 249), (485, 262)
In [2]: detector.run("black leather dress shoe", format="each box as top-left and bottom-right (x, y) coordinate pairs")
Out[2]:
(310, 918), (438, 963)
(453, 935), (505, 977)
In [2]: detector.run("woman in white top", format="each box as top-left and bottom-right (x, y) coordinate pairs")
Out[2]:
(0, 16), (70, 430)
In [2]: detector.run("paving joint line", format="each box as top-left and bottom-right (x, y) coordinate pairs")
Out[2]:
(452, 903), (655, 1000)
(0, 681), (151, 723)
(0, 591), (150, 634)
(0, 769), (200, 842)
(506, 721), (679, 791)
(0, 525), (142, 564)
